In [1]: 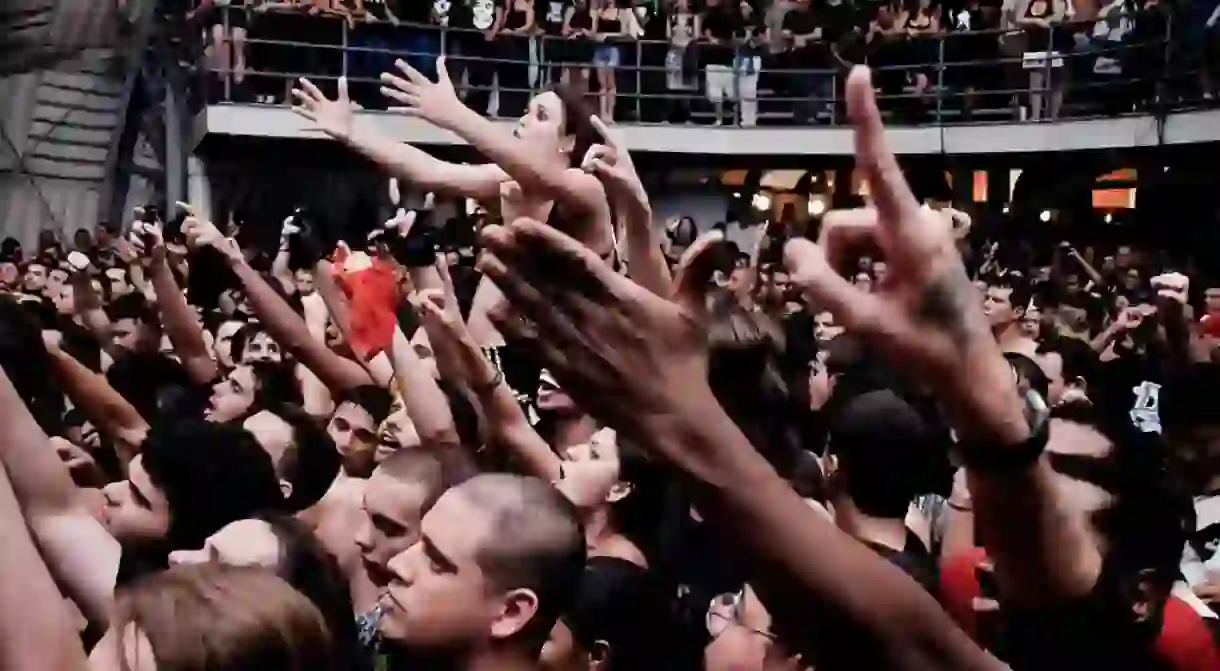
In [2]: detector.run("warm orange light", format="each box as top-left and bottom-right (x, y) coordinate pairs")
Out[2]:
(1092, 188), (1135, 209)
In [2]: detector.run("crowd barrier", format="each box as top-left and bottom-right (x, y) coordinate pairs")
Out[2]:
(192, 6), (1213, 127)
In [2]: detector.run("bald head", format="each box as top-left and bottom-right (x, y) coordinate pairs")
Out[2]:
(376, 447), (478, 516)
(455, 473), (586, 651)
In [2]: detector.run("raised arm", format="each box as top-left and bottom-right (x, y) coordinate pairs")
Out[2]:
(44, 340), (148, 468)
(0, 463), (88, 671)
(0, 317), (120, 634)
(291, 77), (508, 204)
(182, 217), (373, 395)
(148, 227), (219, 385)
(379, 58), (610, 221)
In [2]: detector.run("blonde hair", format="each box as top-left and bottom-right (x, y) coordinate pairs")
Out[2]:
(114, 563), (336, 671)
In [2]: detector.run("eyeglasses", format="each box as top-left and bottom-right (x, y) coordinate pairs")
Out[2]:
(706, 590), (776, 641)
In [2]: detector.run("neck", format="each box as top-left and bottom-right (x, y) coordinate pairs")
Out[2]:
(834, 498), (909, 553)
(552, 414), (597, 450)
(995, 324), (1033, 351)
(462, 648), (538, 671)
(584, 505), (611, 549)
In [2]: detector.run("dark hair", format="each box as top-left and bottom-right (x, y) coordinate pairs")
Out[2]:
(249, 361), (305, 412)
(1047, 406), (1193, 603)
(0, 296), (64, 435)
(563, 557), (659, 669)
(1005, 352), (1049, 400)
(254, 512), (363, 671)
(552, 84), (603, 169)
(106, 352), (194, 423)
(231, 323), (268, 365)
(140, 421), (284, 551)
(336, 384), (394, 427)
(828, 390), (933, 518)
(271, 406), (341, 512)
(986, 274), (1033, 314)
(458, 474), (586, 655)
(107, 293), (155, 325)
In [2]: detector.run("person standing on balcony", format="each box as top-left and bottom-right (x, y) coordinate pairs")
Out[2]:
(499, 0), (536, 118)
(561, 0), (596, 90)
(664, 0), (699, 122)
(899, 0), (940, 121)
(1018, 0), (1066, 119)
(591, 0), (627, 119)
(735, 0), (768, 126)
(701, 0), (738, 125)
(781, 0), (832, 123)
(539, 0), (571, 84)
(451, 0), (503, 115)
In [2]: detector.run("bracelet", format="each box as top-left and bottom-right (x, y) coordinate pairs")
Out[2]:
(947, 500), (973, 513)
(470, 368), (503, 395)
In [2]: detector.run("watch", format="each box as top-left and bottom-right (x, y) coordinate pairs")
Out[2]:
(954, 387), (1051, 473)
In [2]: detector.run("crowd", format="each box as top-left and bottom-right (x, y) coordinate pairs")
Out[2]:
(1, 58), (1220, 671)
(189, 0), (1217, 124)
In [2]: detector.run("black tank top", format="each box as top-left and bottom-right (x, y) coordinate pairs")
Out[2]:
(505, 3), (530, 31)
(571, 7), (593, 31)
(906, 9), (932, 30)
(598, 9), (621, 34)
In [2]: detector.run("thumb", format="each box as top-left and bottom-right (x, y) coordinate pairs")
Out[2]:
(784, 238), (883, 334)
(338, 76), (349, 102)
(436, 56), (450, 85)
(671, 230), (725, 316)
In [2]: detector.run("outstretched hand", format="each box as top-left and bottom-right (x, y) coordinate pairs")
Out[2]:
(291, 77), (356, 142)
(379, 57), (467, 131)
(580, 115), (648, 219)
(783, 66), (1026, 444)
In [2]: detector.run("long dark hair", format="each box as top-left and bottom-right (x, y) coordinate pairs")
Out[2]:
(552, 83), (603, 169)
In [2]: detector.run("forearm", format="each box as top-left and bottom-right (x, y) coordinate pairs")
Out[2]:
(659, 398), (1001, 670)
(465, 342), (562, 481)
(151, 249), (217, 384)
(0, 465), (88, 671)
(390, 325), (458, 445)
(46, 348), (147, 467)
(344, 129), (500, 201)
(69, 274), (113, 347)
(621, 207), (673, 300)
(272, 242), (294, 294)
(229, 255), (371, 392)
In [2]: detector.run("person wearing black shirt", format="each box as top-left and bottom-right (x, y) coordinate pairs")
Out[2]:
(735, 0), (767, 126)
(701, 0), (737, 125)
(781, 0), (833, 123)
(538, 0), (571, 83)
(498, 0), (535, 118)
(449, 0), (503, 116)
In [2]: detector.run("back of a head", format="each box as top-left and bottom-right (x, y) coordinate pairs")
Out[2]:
(457, 473), (586, 654)
(272, 406), (341, 512)
(563, 557), (659, 669)
(141, 421), (284, 550)
(829, 389), (934, 519)
(112, 563), (334, 671)
(0, 296), (63, 435)
(377, 446), (479, 516)
(256, 512), (362, 670)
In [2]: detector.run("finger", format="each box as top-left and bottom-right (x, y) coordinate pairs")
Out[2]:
(433, 253), (460, 316)
(380, 87), (422, 109)
(590, 159), (630, 186)
(819, 209), (884, 273)
(587, 115), (616, 146)
(845, 66), (919, 228)
(436, 56), (450, 84)
(338, 75), (349, 102)
(298, 77), (325, 102)
(504, 218), (625, 304)
(475, 249), (553, 332)
(380, 71), (419, 95)
(175, 201), (194, 216)
(394, 58), (428, 85)
(290, 105), (318, 123)
(784, 238), (887, 336)
(671, 230), (725, 316)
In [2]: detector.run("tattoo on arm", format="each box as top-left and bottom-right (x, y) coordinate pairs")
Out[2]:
(916, 266), (986, 351)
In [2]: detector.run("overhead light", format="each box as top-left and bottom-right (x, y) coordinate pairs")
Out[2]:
(808, 196), (827, 216)
(733, 192), (741, 199)
(752, 193), (772, 212)
(1002, 204), (1010, 213)
(1039, 210), (1052, 222)
(1103, 212), (1113, 224)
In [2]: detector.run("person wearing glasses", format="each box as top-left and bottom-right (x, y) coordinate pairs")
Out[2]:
(705, 585), (805, 671)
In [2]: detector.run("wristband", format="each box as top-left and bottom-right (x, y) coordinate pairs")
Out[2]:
(954, 388), (1051, 474)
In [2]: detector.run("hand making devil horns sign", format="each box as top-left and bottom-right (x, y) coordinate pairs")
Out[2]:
(783, 67), (1028, 445)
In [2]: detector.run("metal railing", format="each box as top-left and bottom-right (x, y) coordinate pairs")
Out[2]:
(190, 5), (1212, 127)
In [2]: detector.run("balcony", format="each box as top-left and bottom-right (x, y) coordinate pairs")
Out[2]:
(189, 7), (1220, 156)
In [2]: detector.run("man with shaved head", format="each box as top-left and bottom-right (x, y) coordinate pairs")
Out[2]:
(378, 473), (586, 670)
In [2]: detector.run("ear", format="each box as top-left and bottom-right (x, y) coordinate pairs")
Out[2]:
(489, 587), (540, 641)
(588, 640), (611, 670)
(560, 133), (576, 156)
(279, 479), (294, 501)
(606, 481), (633, 503)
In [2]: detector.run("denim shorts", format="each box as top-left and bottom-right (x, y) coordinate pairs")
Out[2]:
(593, 44), (620, 67)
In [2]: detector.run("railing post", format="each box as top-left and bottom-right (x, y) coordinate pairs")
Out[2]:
(222, 9), (231, 102)
(936, 32), (945, 124)
(341, 17), (349, 82)
(635, 39), (642, 123)
(1042, 22), (1053, 120)
(732, 54), (741, 126)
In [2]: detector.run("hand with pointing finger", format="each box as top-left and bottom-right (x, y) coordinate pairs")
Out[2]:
(291, 77), (356, 142)
(783, 66), (1027, 445)
(580, 115), (648, 221)
(379, 57), (466, 131)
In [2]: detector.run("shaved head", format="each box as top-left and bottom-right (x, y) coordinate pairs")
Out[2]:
(376, 447), (478, 516)
(455, 473), (586, 651)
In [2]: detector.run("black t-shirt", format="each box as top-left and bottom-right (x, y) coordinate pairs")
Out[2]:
(468, 0), (500, 30)
(701, 8), (736, 66)
(1091, 354), (1164, 434)
(782, 6), (829, 64)
(862, 530), (940, 599)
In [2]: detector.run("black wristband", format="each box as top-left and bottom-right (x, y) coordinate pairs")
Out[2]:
(954, 389), (1051, 474)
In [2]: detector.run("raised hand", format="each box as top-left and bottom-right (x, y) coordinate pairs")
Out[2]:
(475, 218), (720, 446)
(291, 77), (356, 142)
(379, 57), (466, 131)
(580, 115), (648, 218)
(783, 66), (1026, 444)
(182, 215), (241, 262)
